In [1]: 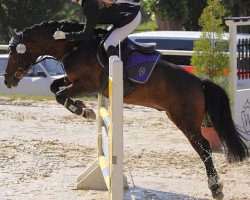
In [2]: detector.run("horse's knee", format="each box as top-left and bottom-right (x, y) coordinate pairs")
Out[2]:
(50, 78), (66, 94)
(50, 80), (59, 94)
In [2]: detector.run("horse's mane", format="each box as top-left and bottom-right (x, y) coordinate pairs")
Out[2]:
(21, 20), (108, 41)
(22, 20), (85, 36)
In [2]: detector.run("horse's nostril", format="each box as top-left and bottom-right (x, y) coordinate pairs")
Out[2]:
(4, 78), (12, 88)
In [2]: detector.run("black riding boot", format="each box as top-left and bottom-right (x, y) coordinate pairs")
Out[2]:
(107, 46), (135, 97)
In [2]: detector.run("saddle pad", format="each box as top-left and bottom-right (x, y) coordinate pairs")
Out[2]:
(125, 51), (161, 84)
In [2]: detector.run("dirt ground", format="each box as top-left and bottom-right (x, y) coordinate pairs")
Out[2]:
(0, 97), (249, 200)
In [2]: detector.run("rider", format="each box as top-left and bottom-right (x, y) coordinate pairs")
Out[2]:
(53, 0), (141, 96)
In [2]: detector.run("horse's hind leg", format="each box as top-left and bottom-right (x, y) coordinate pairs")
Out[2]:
(186, 128), (223, 200)
(168, 112), (223, 199)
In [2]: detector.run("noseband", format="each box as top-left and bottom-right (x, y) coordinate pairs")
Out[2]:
(4, 50), (37, 82)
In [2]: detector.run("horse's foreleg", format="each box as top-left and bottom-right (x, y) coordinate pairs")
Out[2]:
(50, 77), (68, 94)
(186, 130), (224, 200)
(55, 84), (96, 120)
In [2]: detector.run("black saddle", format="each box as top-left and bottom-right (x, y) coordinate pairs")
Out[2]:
(125, 39), (156, 54)
(94, 28), (161, 93)
(97, 39), (156, 69)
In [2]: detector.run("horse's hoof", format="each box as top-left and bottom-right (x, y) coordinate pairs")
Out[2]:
(211, 182), (224, 200)
(75, 100), (87, 108)
(214, 191), (224, 200)
(84, 108), (96, 120)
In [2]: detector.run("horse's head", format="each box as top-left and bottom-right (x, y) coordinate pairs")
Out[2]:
(4, 27), (47, 88)
(4, 21), (105, 89)
(4, 21), (88, 88)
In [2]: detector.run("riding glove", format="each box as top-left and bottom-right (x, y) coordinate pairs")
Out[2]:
(53, 31), (66, 40)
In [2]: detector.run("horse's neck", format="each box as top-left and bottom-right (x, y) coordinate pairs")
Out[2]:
(51, 40), (98, 61)
(44, 39), (78, 60)
(39, 29), (101, 60)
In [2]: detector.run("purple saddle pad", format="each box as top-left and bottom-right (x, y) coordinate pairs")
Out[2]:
(125, 51), (161, 84)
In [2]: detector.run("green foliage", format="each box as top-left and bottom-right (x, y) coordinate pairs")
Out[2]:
(0, 0), (80, 43)
(142, 0), (188, 29)
(1, 0), (249, 43)
(142, 0), (208, 31)
(135, 20), (158, 32)
(62, 1), (85, 22)
(143, 0), (187, 20)
(191, 0), (229, 84)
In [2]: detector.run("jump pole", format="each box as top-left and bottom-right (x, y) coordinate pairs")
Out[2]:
(76, 56), (124, 200)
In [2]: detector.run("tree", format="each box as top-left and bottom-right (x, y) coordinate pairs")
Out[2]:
(185, 0), (207, 31)
(142, 0), (188, 30)
(191, 0), (229, 83)
(0, 0), (81, 43)
(191, 0), (229, 128)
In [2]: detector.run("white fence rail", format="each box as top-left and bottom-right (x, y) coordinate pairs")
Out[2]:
(158, 49), (194, 56)
(0, 45), (8, 50)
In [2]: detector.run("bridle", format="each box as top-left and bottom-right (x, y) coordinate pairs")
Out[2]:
(5, 31), (54, 82)
(5, 25), (91, 84)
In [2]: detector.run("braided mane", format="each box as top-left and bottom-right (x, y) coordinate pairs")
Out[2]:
(22, 21), (85, 36)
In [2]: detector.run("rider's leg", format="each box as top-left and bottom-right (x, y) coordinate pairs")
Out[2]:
(104, 11), (141, 96)
(104, 11), (141, 51)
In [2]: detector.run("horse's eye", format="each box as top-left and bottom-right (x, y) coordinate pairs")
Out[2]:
(8, 46), (13, 53)
(8, 46), (15, 53)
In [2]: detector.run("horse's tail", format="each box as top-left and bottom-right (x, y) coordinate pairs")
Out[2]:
(202, 79), (249, 162)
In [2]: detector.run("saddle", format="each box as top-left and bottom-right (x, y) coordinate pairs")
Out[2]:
(94, 29), (161, 93)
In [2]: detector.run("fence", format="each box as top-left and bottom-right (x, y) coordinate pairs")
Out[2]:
(226, 17), (250, 148)
(0, 45), (8, 54)
(0, 45), (8, 50)
(77, 56), (124, 200)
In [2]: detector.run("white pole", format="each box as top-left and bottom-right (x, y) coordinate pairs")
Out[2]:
(109, 56), (124, 200)
(225, 20), (237, 119)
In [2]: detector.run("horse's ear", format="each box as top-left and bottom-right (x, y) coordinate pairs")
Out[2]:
(8, 27), (19, 38)
(8, 27), (20, 44)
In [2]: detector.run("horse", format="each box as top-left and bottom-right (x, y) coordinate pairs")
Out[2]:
(4, 21), (248, 200)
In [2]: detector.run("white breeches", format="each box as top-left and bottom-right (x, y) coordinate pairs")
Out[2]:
(103, 11), (141, 51)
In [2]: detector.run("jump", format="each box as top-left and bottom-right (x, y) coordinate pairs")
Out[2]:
(4, 21), (249, 200)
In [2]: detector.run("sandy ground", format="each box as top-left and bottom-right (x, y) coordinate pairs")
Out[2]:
(0, 97), (249, 200)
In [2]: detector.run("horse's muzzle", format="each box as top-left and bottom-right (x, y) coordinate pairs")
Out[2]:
(4, 73), (19, 88)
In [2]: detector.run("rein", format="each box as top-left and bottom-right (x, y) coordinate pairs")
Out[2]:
(59, 45), (79, 63)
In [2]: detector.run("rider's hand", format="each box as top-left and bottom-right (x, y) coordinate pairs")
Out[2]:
(97, 0), (114, 9)
(53, 31), (66, 40)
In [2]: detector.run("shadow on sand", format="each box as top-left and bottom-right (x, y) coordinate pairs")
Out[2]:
(125, 186), (209, 200)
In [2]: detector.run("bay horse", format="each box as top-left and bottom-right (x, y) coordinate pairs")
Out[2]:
(4, 21), (249, 200)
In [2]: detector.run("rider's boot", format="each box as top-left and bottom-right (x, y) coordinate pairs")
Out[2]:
(107, 45), (135, 97)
